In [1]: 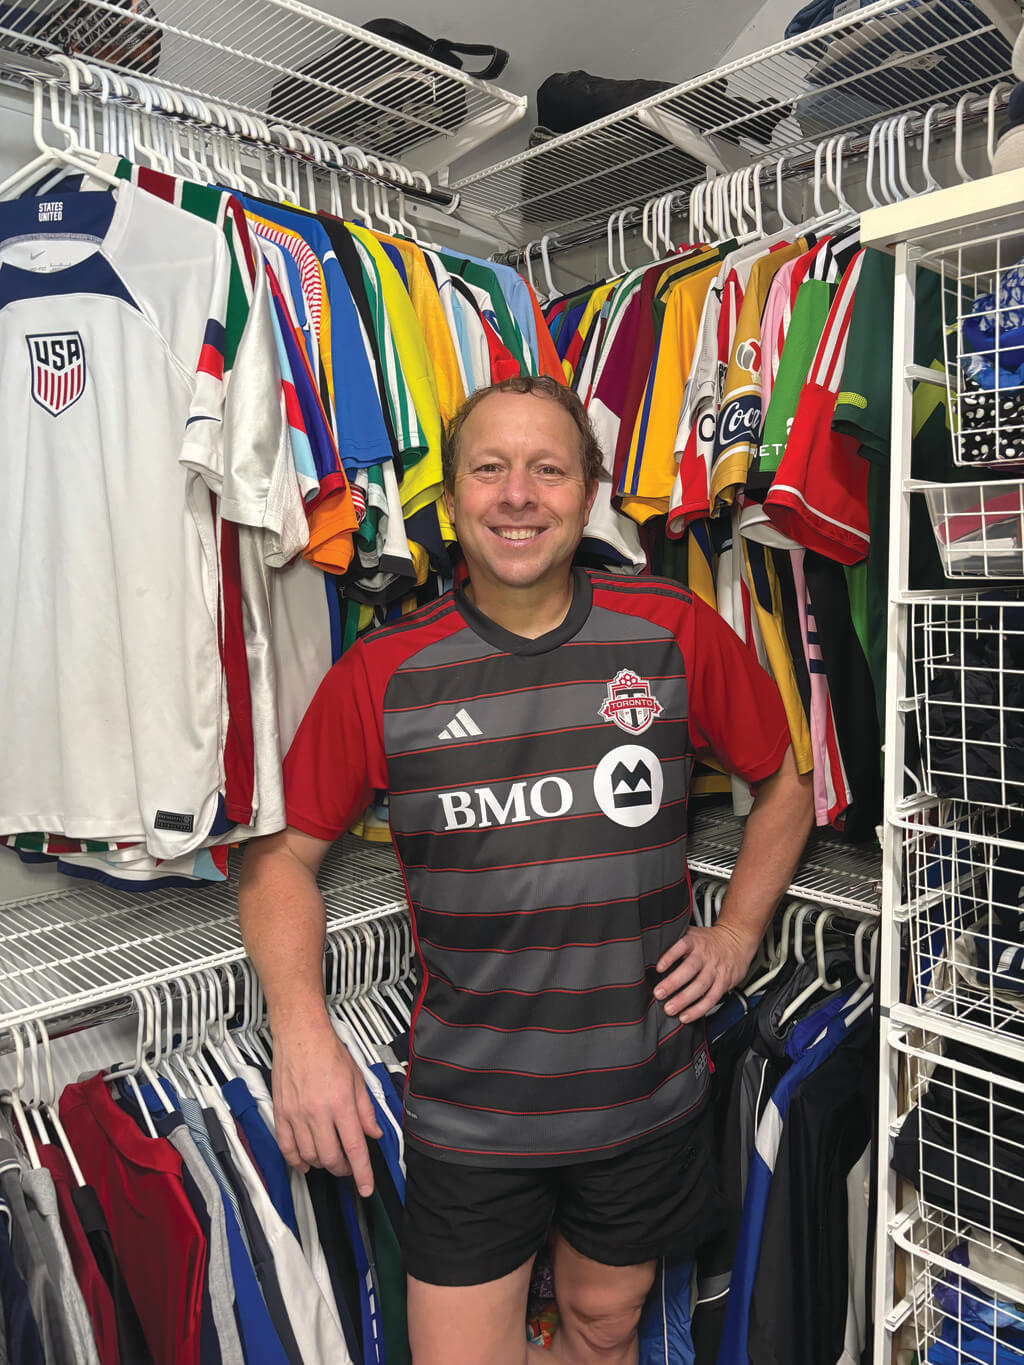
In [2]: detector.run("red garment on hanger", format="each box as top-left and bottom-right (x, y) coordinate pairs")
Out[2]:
(59, 1074), (207, 1365)
(37, 1143), (122, 1365)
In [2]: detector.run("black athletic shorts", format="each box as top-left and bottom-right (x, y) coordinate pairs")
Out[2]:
(402, 1106), (722, 1286)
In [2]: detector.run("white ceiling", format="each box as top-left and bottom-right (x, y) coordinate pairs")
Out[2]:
(312, 0), (795, 174)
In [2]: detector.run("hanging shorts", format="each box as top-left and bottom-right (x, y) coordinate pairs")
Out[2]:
(402, 1104), (722, 1286)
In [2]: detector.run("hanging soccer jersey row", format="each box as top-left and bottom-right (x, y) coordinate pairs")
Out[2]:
(0, 155), (569, 887)
(544, 221), (988, 841)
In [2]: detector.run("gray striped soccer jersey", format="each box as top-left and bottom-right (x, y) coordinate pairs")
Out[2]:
(284, 568), (789, 1166)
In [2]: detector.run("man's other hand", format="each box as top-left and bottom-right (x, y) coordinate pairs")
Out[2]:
(272, 1018), (382, 1195)
(653, 923), (758, 1024)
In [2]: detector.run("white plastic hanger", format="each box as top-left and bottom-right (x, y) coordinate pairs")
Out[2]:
(30, 1019), (86, 1185)
(743, 900), (806, 996)
(843, 927), (877, 1028)
(127, 78), (169, 174)
(539, 234), (557, 298)
(920, 102), (947, 193)
(642, 197), (659, 260)
(954, 92), (975, 183)
(105, 992), (158, 1139)
(614, 206), (638, 273)
(688, 182), (705, 245)
(773, 154), (795, 230)
(2, 1028), (41, 1168)
(988, 83), (1012, 168)
(523, 240), (540, 296)
(777, 910), (844, 1028)
(21, 1024), (49, 1150)
(338, 145), (375, 227)
(0, 67), (121, 200)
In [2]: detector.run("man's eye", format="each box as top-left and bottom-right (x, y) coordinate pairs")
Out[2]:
(537, 465), (566, 477)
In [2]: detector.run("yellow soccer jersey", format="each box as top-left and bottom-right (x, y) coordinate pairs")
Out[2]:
(709, 240), (807, 514)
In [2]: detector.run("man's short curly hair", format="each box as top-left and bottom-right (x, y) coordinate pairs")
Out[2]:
(442, 376), (604, 492)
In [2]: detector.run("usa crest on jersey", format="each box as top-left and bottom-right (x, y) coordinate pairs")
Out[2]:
(27, 332), (87, 416)
(599, 669), (664, 735)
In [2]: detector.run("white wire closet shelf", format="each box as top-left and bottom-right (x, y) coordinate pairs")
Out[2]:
(0, 807), (880, 1034)
(452, 0), (1017, 241)
(687, 805), (881, 914)
(0, 836), (406, 1032)
(0, 0), (526, 172)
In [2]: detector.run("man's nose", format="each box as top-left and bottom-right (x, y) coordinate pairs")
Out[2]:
(499, 468), (538, 506)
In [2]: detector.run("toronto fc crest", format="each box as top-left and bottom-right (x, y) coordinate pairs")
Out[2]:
(599, 669), (664, 735)
(27, 332), (86, 416)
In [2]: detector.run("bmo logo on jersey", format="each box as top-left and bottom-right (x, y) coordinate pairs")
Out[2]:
(593, 745), (664, 829)
(437, 746), (664, 833)
(438, 776), (573, 830)
(27, 332), (87, 416)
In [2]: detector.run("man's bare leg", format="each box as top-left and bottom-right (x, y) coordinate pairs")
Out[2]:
(537, 1233), (656, 1365)
(408, 1255), (536, 1365)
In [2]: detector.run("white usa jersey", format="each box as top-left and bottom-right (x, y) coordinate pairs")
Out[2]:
(0, 183), (297, 858)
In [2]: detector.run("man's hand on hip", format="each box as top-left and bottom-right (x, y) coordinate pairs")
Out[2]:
(271, 1017), (382, 1196)
(653, 923), (758, 1025)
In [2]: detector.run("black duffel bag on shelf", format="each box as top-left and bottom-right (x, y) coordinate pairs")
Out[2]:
(268, 17), (509, 156)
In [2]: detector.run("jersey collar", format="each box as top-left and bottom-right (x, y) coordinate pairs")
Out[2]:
(455, 566), (592, 656)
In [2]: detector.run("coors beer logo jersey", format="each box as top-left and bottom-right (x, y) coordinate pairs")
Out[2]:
(285, 569), (789, 1165)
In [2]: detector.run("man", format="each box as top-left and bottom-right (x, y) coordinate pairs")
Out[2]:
(240, 375), (813, 1365)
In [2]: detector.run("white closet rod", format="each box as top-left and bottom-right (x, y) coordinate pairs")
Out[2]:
(0, 46), (462, 212)
(498, 87), (1010, 268)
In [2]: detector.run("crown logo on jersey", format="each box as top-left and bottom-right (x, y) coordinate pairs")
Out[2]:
(28, 332), (87, 417)
(599, 669), (664, 735)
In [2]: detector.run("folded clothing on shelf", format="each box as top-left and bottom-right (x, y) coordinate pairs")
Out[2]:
(959, 383), (1024, 465)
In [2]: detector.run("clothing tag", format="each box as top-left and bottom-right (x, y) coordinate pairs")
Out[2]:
(154, 809), (195, 834)
(37, 201), (64, 224)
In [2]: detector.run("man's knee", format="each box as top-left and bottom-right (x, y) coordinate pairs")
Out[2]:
(561, 1290), (645, 1355)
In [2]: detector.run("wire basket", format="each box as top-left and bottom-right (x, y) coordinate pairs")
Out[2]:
(892, 1030), (1024, 1299)
(901, 806), (1024, 1029)
(895, 1214), (1024, 1365)
(919, 480), (1024, 577)
(909, 595), (1024, 809)
(941, 238), (1024, 470)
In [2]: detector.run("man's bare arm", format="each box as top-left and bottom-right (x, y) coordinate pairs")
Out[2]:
(655, 745), (814, 1022)
(239, 828), (381, 1193)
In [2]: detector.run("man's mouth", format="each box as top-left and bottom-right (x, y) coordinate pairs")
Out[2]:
(492, 528), (543, 541)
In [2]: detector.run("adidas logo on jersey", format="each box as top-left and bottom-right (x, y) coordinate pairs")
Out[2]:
(438, 708), (482, 741)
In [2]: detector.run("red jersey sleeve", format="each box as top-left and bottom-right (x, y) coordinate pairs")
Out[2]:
(283, 640), (389, 840)
(677, 592), (791, 783)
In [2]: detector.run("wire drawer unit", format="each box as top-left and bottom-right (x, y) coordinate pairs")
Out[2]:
(900, 803), (1024, 1031)
(862, 169), (1024, 1364)
(893, 1214), (1024, 1365)
(919, 482), (1024, 576)
(909, 593), (1024, 807)
(892, 1029), (1024, 1281)
(942, 229), (1024, 469)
